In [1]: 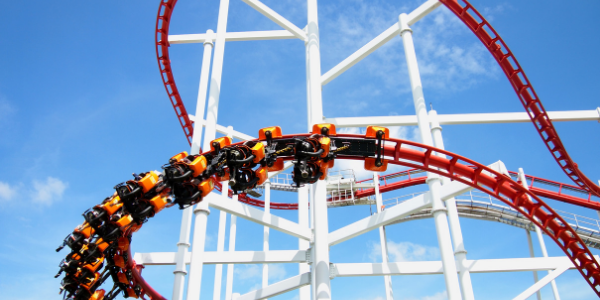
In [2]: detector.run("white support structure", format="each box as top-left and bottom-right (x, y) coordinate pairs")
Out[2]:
(173, 29), (215, 300)
(234, 273), (311, 300)
(306, 0), (331, 299)
(150, 1), (600, 300)
(525, 229), (542, 300)
(298, 186), (310, 300)
(399, 12), (462, 299)
(135, 250), (308, 265)
(186, 0), (230, 298)
(321, 0), (441, 86)
(429, 109), (475, 300)
(331, 256), (588, 276)
(241, 0), (307, 41)
(324, 109), (600, 127)
(518, 169), (561, 300)
(208, 197), (311, 240)
(329, 193), (432, 246)
(262, 179), (271, 293)
(373, 173), (394, 300)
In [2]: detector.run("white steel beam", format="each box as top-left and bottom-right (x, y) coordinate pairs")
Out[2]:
(134, 250), (308, 265)
(332, 256), (592, 277)
(241, 0), (307, 41)
(329, 193), (432, 246)
(234, 272), (311, 300)
(325, 109), (600, 127)
(208, 197), (311, 240)
(512, 265), (570, 300)
(169, 30), (296, 44)
(188, 115), (256, 141)
(320, 0), (440, 86)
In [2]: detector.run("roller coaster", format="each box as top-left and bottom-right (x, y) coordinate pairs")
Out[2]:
(55, 0), (600, 299)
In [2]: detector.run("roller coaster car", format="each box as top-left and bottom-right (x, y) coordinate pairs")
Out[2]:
(229, 167), (267, 194)
(292, 161), (322, 186)
(291, 136), (330, 186)
(364, 125), (389, 172)
(171, 177), (215, 209)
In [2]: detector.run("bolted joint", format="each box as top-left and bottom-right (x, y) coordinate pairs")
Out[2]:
(399, 13), (413, 35)
(203, 29), (215, 46)
(306, 247), (313, 264)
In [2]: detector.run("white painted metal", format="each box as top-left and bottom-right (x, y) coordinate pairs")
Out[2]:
(399, 12), (462, 299)
(225, 208), (238, 300)
(173, 29), (215, 300)
(525, 229), (542, 300)
(134, 250), (308, 265)
(512, 265), (570, 300)
(241, 0), (307, 41)
(186, 0), (230, 298)
(234, 273), (311, 300)
(329, 193), (432, 246)
(430, 109), (475, 300)
(332, 256), (588, 276)
(169, 30), (296, 44)
(262, 179), (271, 293)
(298, 186), (310, 300)
(306, 0), (331, 299)
(208, 196), (311, 240)
(518, 168), (561, 300)
(325, 109), (600, 127)
(321, 0), (440, 86)
(213, 127), (234, 300)
(188, 115), (256, 141)
(374, 173), (394, 300)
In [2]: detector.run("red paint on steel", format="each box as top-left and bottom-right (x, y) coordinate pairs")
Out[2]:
(440, 0), (600, 197)
(127, 246), (168, 300)
(156, 0), (195, 146)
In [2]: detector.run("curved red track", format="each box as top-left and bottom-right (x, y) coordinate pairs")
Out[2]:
(151, 0), (600, 297)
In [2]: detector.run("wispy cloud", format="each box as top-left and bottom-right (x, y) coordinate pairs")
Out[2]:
(31, 177), (68, 205)
(368, 240), (440, 262)
(0, 181), (17, 201)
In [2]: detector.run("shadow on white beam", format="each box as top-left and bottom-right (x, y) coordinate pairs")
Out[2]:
(134, 250), (308, 266)
(234, 272), (311, 300)
(209, 196), (311, 241)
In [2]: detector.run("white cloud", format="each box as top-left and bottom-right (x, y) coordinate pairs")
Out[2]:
(31, 177), (67, 205)
(369, 240), (440, 262)
(0, 181), (16, 201)
(269, 264), (287, 281)
(234, 264), (288, 282)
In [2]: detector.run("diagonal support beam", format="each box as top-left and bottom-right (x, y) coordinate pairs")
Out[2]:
(234, 272), (311, 300)
(241, 0), (307, 41)
(329, 193), (432, 246)
(512, 264), (570, 300)
(209, 196), (311, 240)
(321, 0), (440, 85)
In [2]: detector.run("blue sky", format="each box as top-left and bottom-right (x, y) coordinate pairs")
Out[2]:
(1, 0), (599, 299)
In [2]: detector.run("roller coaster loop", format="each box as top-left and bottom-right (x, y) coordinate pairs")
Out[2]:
(155, 0), (600, 197)
(55, 125), (600, 299)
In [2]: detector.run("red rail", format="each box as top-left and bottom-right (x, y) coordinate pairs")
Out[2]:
(156, 0), (194, 146)
(440, 0), (600, 197)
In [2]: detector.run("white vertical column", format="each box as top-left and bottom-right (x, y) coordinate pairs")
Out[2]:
(213, 126), (234, 300)
(298, 186), (310, 300)
(306, 1), (330, 299)
(263, 179), (271, 294)
(525, 229), (542, 300)
(187, 1), (230, 299)
(374, 173), (394, 300)
(225, 194), (238, 300)
(429, 109), (475, 300)
(518, 169), (561, 300)
(399, 13), (461, 300)
(173, 29), (215, 300)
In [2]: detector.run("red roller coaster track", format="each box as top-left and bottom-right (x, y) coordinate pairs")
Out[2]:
(146, 0), (600, 298)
